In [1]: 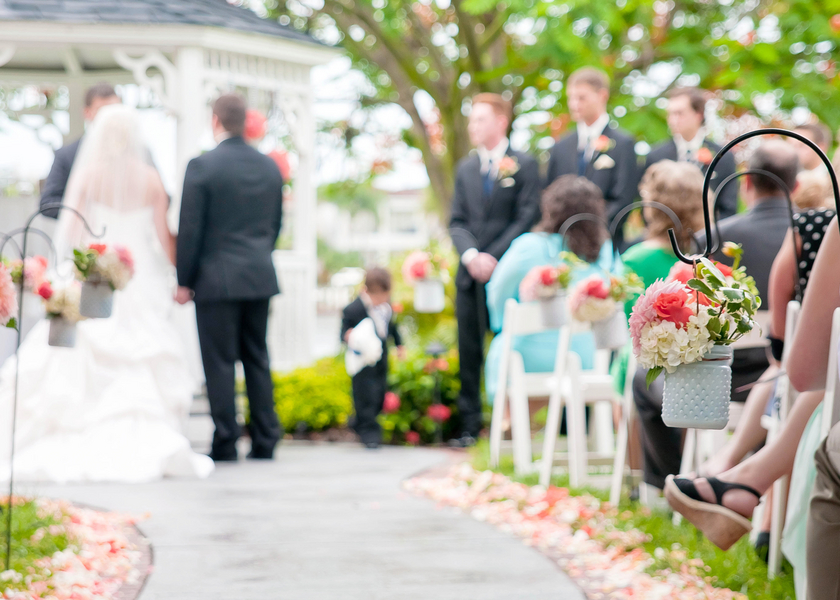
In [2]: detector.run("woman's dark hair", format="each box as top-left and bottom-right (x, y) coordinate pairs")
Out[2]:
(537, 175), (606, 263)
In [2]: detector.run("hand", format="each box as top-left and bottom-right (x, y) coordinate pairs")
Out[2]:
(396, 346), (407, 360)
(344, 328), (353, 343)
(467, 252), (498, 283)
(174, 286), (194, 305)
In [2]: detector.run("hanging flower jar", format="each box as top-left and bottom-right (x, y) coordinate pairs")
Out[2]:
(73, 244), (135, 319)
(630, 245), (761, 430)
(402, 248), (450, 314)
(43, 283), (85, 348)
(519, 262), (574, 329)
(569, 272), (643, 350)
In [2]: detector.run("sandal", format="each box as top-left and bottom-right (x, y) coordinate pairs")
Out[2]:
(664, 474), (761, 551)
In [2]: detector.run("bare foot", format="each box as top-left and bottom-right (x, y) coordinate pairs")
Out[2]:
(692, 477), (761, 519)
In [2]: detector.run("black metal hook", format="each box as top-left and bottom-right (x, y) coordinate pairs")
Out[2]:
(668, 127), (840, 264)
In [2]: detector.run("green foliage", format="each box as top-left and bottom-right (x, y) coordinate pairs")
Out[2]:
(71, 248), (97, 280)
(269, 357), (354, 432)
(0, 499), (71, 588)
(317, 238), (365, 284)
(266, 0), (840, 212)
(382, 347), (461, 444)
(470, 439), (796, 600)
(318, 178), (386, 217)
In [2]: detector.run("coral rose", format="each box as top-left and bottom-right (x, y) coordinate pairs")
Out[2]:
(383, 391), (401, 414)
(653, 290), (693, 328)
(89, 243), (107, 255)
(539, 267), (557, 286)
(405, 431), (421, 445)
(580, 276), (609, 299)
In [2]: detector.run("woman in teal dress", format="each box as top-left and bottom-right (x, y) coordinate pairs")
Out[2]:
(484, 175), (616, 404)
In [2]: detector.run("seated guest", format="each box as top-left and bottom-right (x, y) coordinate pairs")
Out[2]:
(633, 140), (798, 490)
(791, 121), (834, 210)
(614, 160), (704, 489)
(644, 87), (738, 219)
(484, 175), (616, 404)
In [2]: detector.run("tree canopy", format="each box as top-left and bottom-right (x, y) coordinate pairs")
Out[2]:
(266, 0), (840, 213)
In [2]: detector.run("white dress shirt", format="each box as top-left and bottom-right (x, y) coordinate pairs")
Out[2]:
(360, 292), (392, 339)
(576, 113), (610, 161)
(675, 129), (706, 162)
(462, 138), (511, 266)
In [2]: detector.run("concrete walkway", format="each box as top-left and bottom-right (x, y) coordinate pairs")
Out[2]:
(31, 443), (584, 600)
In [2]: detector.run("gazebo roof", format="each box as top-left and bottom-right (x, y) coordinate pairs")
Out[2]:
(0, 0), (318, 45)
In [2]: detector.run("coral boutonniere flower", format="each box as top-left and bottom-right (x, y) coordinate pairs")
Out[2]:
(696, 146), (714, 165)
(593, 135), (615, 154)
(497, 155), (520, 179)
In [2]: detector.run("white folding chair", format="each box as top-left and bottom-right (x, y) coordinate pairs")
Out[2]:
(489, 299), (560, 475)
(538, 321), (618, 488)
(609, 347), (637, 506)
(820, 307), (840, 439)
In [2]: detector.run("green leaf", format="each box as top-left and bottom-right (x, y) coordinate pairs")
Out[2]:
(645, 366), (664, 388)
(687, 278), (716, 299)
(5, 317), (17, 330)
(721, 288), (745, 302)
(707, 316), (722, 335)
(698, 258), (726, 287)
(736, 318), (753, 335)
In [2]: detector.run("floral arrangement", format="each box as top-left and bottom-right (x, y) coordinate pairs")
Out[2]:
(568, 271), (643, 323)
(0, 261), (18, 328)
(401, 249), (450, 284)
(73, 243), (135, 291)
(630, 243), (760, 386)
(497, 155), (520, 179)
(8, 255), (49, 292)
(519, 259), (576, 302)
(44, 283), (85, 323)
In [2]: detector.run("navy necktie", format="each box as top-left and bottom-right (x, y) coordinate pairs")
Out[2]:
(577, 149), (587, 176)
(482, 158), (495, 197)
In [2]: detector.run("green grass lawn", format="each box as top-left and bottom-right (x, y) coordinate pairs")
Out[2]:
(470, 439), (797, 600)
(0, 499), (71, 589)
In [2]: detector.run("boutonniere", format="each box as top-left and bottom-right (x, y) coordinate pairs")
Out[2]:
(593, 134), (615, 154)
(497, 155), (520, 180)
(593, 154), (616, 170)
(696, 146), (714, 165)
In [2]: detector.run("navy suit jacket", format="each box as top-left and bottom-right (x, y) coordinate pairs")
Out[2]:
(39, 138), (82, 219)
(177, 137), (284, 302)
(449, 148), (542, 289)
(644, 137), (738, 220)
(546, 124), (639, 223)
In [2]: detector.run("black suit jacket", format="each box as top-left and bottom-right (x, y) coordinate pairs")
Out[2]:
(341, 296), (402, 373)
(644, 138), (738, 220)
(449, 148), (542, 289)
(177, 136), (283, 302)
(546, 124), (639, 222)
(39, 138), (82, 219)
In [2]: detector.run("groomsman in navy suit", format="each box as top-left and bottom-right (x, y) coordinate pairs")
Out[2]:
(449, 93), (542, 446)
(644, 87), (738, 220)
(547, 67), (638, 244)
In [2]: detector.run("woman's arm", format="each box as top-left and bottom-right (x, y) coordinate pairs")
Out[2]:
(788, 217), (840, 392)
(149, 169), (176, 265)
(768, 229), (797, 339)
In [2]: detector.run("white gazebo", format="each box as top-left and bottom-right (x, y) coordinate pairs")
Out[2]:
(0, 0), (338, 370)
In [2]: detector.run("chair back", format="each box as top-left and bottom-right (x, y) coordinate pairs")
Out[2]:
(821, 307), (840, 438)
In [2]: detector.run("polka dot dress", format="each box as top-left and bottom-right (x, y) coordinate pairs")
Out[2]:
(794, 208), (835, 301)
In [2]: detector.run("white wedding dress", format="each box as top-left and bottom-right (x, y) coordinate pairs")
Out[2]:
(0, 203), (214, 483)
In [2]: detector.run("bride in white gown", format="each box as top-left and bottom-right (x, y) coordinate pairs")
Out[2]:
(0, 105), (214, 483)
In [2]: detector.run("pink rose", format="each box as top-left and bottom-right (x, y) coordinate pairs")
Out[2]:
(427, 403), (451, 423)
(406, 431), (421, 445)
(37, 281), (53, 300)
(539, 267), (557, 286)
(654, 290), (693, 328)
(581, 277), (609, 299)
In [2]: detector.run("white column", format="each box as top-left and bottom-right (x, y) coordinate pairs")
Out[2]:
(173, 47), (206, 230)
(66, 80), (85, 145)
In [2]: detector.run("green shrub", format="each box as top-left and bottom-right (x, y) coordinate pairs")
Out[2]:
(270, 357), (354, 432)
(381, 347), (461, 444)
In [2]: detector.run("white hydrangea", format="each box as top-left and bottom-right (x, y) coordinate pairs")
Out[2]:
(93, 252), (132, 291)
(572, 297), (617, 323)
(44, 284), (84, 323)
(637, 310), (714, 373)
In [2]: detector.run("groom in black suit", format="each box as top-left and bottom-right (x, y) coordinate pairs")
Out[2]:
(644, 87), (738, 219)
(546, 67), (638, 244)
(40, 83), (120, 218)
(176, 94), (284, 462)
(449, 93), (542, 446)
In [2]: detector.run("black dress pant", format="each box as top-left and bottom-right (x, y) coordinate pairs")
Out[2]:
(351, 361), (387, 444)
(632, 347), (771, 489)
(456, 279), (489, 437)
(195, 298), (282, 458)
